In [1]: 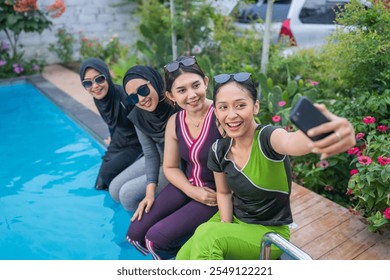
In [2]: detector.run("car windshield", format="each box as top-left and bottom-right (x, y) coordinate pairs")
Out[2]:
(238, 0), (292, 23)
(299, 0), (349, 24)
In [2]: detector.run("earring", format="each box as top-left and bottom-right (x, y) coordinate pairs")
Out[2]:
(173, 100), (176, 106)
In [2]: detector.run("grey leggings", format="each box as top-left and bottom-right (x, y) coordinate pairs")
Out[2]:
(109, 157), (168, 211)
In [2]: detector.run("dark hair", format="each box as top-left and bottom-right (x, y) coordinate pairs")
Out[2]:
(213, 77), (258, 105)
(164, 56), (206, 92)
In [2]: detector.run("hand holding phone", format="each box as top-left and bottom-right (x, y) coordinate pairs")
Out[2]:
(289, 97), (332, 141)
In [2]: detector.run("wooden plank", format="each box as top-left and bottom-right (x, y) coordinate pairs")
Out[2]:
(319, 227), (386, 260)
(291, 183), (310, 200)
(300, 216), (367, 259)
(290, 209), (351, 248)
(353, 231), (390, 260)
(291, 195), (335, 229)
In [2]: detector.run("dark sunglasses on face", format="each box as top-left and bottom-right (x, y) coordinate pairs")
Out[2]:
(214, 72), (252, 85)
(82, 74), (106, 89)
(126, 81), (151, 105)
(164, 56), (197, 73)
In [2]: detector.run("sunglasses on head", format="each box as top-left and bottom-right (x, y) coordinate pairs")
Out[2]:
(82, 74), (106, 89)
(164, 56), (197, 73)
(126, 81), (151, 105)
(214, 72), (252, 85)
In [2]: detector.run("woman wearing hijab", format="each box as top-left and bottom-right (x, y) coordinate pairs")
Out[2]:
(79, 58), (143, 191)
(109, 65), (179, 218)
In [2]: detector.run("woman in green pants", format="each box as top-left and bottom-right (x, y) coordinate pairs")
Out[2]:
(176, 72), (356, 260)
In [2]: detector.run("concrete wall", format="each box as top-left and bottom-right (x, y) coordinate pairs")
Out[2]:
(0, 0), (138, 64)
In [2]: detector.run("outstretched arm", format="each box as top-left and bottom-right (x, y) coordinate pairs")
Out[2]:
(271, 104), (355, 159)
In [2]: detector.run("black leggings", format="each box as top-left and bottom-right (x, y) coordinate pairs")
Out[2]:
(95, 147), (143, 190)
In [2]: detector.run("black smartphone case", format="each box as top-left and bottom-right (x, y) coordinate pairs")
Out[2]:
(289, 97), (332, 141)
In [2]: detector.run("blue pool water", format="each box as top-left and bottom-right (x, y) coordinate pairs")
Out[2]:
(0, 82), (150, 260)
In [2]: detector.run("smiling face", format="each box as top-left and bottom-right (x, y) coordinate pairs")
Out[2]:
(125, 78), (159, 112)
(214, 82), (259, 139)
(166, 72), (209, 113)
(83, 68), (109, 100)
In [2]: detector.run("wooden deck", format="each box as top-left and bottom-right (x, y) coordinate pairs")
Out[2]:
(42, 64), (390, 260)
(290, 183), (390, 259)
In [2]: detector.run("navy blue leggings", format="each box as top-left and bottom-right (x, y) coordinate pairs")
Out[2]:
(126, 183), (218, 259)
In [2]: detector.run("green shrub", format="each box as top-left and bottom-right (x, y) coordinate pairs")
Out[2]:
(49, 28), (75, 63)
(323, 0), (390, 93)
(79, 33), (128, 65)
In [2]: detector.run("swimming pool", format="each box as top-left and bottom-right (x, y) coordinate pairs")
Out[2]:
(0, 81), (150, 260)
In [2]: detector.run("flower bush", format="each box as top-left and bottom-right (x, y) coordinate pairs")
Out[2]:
(0, 0), (65, 78)
(0, 38), (43, 78)
(79, 33), (128, 65)
(48, 27), (74, 63)
(347, 115), (390, 232)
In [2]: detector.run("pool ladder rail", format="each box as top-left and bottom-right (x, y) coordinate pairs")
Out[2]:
(260, 232), (313, 260)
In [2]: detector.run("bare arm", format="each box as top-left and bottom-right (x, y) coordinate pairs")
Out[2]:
(213, 171), (233, 223)
(163, 114), (217, 205)
(271, 104), (355, 159)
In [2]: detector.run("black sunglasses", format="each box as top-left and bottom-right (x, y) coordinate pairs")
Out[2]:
(164, 56), (196, 72)
(214, 72), (252, 85)
(126, 81), (151, 105)
(82, 74), (106, 89)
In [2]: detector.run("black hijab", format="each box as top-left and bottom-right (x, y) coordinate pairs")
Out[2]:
(79, 58), (139, 150)
(123, 65), (178, 140)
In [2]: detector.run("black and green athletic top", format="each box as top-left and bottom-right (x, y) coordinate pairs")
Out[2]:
(208, 124), (293, 226)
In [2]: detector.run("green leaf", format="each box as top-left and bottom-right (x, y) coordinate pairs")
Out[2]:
(381, 166), (390, 182)
(282, 90), (289, 103)
(258, 73), (270, 94)
(267, 77), (273, 91)
(136, 40), (153, 59)
(286, 80), (298, 96)
(139, 24), (153, 39)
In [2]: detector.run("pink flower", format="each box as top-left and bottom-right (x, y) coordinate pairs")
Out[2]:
(347, 147), (360, 155)
(278, 101), (286, 107)
(316, 160), (329, 169)
(350, 169), (359, 176)
(324, 185), (334, 192)
(13, 63), (24, 74)
(355, 132), (365, 140)
(191, 45), (202, 54)
(358, 155), (372, 165)
(310, 81), (319, 86)
(378, 156), (390, 166)
(377, 125), (388, 132)
(363, 116), (376, 124)
(272, 115), (281, 123)
(346, 188), (353, 195)
(384, 207), (390, 219)
(47, 0), (66, 18)
(13, 0), (38, 12)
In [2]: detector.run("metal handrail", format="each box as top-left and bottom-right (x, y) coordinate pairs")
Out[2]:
(260, 232), (313, 260)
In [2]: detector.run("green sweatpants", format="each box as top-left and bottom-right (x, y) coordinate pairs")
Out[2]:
(176, 211), (290, 260)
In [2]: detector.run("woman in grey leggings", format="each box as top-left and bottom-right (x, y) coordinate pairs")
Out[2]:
(109, 66), (178, 214)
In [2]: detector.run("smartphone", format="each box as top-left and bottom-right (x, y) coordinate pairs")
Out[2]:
(289, 97), (332, 141)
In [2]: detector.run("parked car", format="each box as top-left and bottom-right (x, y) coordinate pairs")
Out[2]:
(235, 0), (354, 49)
